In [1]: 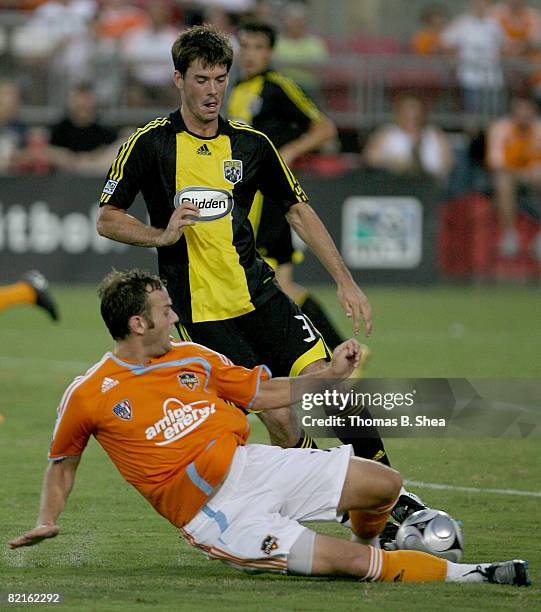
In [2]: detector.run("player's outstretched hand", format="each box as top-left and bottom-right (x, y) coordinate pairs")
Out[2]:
(329, 339), (361, 379)
(159, 202), (200, 246)
(337, 281), (373, 337)
(8, 524), (60, 549)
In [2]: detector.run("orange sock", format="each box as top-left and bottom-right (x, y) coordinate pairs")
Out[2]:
(0, 282), (36, 312)
(365, 547), (448, 582)
(350, 498), (396, 540)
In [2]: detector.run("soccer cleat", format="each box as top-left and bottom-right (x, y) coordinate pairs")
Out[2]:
(468, 560), (531, 586)
(22, 270), (59, 322)
(379, 521), (399, 551)
(391, 490), (427, 524)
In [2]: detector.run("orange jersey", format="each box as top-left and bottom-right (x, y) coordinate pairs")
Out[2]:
(487, 118), (541, 170)
(49, 341), (271, 527)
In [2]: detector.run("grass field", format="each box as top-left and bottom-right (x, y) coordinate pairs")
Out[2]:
(1, 284), (540, 611)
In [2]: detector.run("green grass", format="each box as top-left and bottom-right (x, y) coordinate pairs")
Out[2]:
(1, 285), (540, 610)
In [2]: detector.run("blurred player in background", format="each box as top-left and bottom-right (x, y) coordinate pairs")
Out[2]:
(0, 270), (59, 321)
(8, 269), (530, 588)
(228, 21), (345, 356)
(96, 25), (372, 455)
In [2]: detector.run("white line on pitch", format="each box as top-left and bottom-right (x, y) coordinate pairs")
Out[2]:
(405, 479), (541, 498)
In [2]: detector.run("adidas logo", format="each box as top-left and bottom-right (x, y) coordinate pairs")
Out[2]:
(101, 377), (119, 393)
(196, 144), (211, 156)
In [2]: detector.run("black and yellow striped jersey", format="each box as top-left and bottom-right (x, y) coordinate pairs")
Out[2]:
(99, 111), (308, 324)
(227, 70), (322, 149)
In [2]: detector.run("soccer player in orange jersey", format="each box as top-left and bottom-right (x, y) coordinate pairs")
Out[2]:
(7, 269), (529, 586)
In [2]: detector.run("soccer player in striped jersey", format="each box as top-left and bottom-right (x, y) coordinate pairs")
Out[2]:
(8, 269), (530, 587)
(96, 25), (371, 453)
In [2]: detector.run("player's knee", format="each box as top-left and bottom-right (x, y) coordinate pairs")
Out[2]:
(381, 466), (402, 504)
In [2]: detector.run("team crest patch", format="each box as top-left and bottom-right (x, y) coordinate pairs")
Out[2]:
(112, 399), (132, 420)
(102, 179), (118, 195)
(178, 372), (199, 390)
(223, 159), (243, 185)
(261, 535), (279, 555)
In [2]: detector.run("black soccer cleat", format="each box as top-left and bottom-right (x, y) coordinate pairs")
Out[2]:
(468, 560), (531, 586)
(22, 270), (59, 322)
(391, 490), (427, 524)
(379, 521), (399, 550)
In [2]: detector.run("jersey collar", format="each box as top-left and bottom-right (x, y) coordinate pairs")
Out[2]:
(169, 109), (229, 139)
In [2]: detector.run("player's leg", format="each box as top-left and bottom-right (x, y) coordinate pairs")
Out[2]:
(0, 270), (58, 320)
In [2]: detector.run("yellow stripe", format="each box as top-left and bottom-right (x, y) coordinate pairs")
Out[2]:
(178, 323), (191, 342)
(227, 75), (265, 124)
(289, 338), (328, 377)
(110, 117), (168, 181)
(267, 71), (322, 121)
(109, 118), (169, 183)
(228, 121), (307, 201)
(248, 190), (264, 237)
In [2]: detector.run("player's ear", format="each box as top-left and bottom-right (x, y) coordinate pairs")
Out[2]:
(128, 314), (146, 336)
(173, 70), (183, 92)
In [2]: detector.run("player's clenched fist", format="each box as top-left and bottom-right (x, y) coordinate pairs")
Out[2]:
(158, 202), (200, 246)
(329, 339), (361, 379)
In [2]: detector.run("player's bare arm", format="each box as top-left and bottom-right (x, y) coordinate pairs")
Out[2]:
(8, 456), (80, 549)
(286, 203), (373, 337)
(279, 115), (337, 166)
(97, 202), (200, 248)
(251, 339), (361, 411)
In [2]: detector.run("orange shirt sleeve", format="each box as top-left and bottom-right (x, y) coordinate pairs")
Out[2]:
(188, 344), (272, 410)
(48, 382), (95, 460)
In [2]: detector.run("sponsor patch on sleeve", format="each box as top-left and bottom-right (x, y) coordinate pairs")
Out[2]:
(103, 179), (119, 196)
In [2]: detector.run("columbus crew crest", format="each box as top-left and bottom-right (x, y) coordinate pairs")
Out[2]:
(223, 159), (243, 185)
(261, 535), (279, 555)
(178, 372), (199, 390)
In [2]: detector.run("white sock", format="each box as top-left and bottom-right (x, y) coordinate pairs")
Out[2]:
(446, 561), (491, 582)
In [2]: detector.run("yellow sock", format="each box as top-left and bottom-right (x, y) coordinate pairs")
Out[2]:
(365, 547), (447, 582)
(0, 282), (36, 312)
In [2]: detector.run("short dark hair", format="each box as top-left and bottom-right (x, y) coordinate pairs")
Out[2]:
(171, 25), (234, 75)
(238, 20), (277, 48)
(98, 269), (164, 340)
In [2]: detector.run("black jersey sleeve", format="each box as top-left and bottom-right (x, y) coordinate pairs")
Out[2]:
(257, 133), (309, 212)
(267, 73), (322, 127)
(98, 120), (161, 209)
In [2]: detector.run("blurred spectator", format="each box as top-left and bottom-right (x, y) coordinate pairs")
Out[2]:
(442, 0), (506, 114)
(0, 80), (27, 174)
(45, 83), (118, 173)
(363, 94), (454, 183)
(486, 93), (541, 258)
(11, 0), (97, 102)
(490, 0), (541, 104)
(96, 0), (150, 40)
(273, 2), (329, 96)
(411, 4), (449, 55)
(490, 0), (541, 56)
(120, 0), (180, 107)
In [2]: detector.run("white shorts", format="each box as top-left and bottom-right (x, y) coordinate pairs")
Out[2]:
(180, 443), (353, 574)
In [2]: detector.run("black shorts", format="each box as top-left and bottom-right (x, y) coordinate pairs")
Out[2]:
(177, 290), (330, 377)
